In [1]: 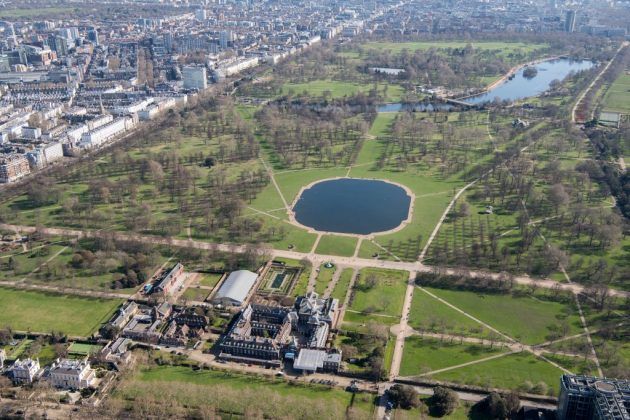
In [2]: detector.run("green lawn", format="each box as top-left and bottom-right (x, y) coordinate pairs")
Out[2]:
(197, 273), (223, 288)
(432, 352), (564, 395)
(331, 268), (354, 301)
(121, 365), (375, 419)
(602, 73), (630, 114)
(409, 288), (490, 338)
(344, 268), (408, 330)
(361, 41), (548, 55)
(0, 287), (121, 337)
(423, 287), (583, 345)
(282, 79), (404, 102)
(314, 264), (336, 295)
(315, 235), (357, 257)
(0, 7), (76, 18)
(400, 336), (506, 377)
(68, 342), (103, 355)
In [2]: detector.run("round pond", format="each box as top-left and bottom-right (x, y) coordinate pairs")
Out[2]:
(292, 178), (412, 235)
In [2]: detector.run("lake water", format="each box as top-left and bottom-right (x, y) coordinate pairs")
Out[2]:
(463, 58), (595, 105)
(293, 178), (411, 235)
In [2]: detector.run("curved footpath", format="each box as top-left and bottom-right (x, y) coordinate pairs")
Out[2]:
(1, 223), (627, 299)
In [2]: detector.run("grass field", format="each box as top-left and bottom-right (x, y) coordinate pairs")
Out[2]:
(315, 235), (358, 257)
(68, 342), (103, 355)
(331, 268), (354, 301)
(422, 287), (583, 345)
(361, 41), (549, 56)
(282, 79), (404, 102)
(432, 352), (564, 395)
(197, 273), (223, 288)
(0, 287), (121, 337)
(400, 336), (505, 377)
(344, 268), (408, 330)
(0, 7), (76, 18)
(120, 365), (375, 419)
(408, 288), (490, 338)
(602, 72), (630, 114)
(313, 264), (336, 295)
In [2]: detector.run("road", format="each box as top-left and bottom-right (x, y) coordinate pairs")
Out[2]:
(2, 223), (627, 299)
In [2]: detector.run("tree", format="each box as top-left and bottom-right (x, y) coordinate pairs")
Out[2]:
(430, 386), (459, 416)
(387, 384), (421, 409)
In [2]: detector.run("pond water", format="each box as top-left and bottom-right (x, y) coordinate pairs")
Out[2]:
(463, 58), (595, 105)
(293, 178), (411, 235)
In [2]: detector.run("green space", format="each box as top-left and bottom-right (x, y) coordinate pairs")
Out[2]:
(315, 235), (357, 257)
(313, 264), (336, 295)
(423, 287), (583, 345)
(0, 7), (76, 18)
(282, 79), (404, 102)
(181, 287), (210, 302)
(602, 72), (630, 114)
(361, 41), (549, 55)
(331, 268), (354, 301)
(118, 365), (375, 419)
(68, 342), (103, 356)
(344, 268), (408, 330)
(197, 272), (223, 288)
(0, 287), (121, 337)
(400, 336), (506, 377)
(432, 352), (564, 395)
(408, 289), (490, 338)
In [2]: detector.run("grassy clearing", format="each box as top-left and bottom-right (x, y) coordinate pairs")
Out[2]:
(400, 336), (505, 377)
(282, 79), (404, 102)
(408, 288), (490, 338)
(344, 268), (408, 331)
(424, 287), (583, 345)
(361, 41), (549, 55)
(432, 351), (564, 395)
(120, 365), (375, 419)
(0, 7), (76, 18)
(602, 72), (630, 114)
(0, 287), (121, 337)
(331, 268), (354, 301)
(313, 264), (336, 295)
(197, 273), (223, 288)
(315, 235), (357, 257)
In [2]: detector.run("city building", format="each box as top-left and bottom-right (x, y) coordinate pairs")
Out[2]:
(293, 348), (341, 374)
(182, 66), (207, 90)
(9, 358), (41, 384)
(49, 358), (97, 390)
(218, 292), (340, 372)
(0, 154), (31, 183)
(558, 374), (630, 420)
(212, 270), (258, 307)
(151, 263), (186, 296)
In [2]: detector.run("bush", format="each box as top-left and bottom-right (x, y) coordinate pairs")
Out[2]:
(386, 384), (421, 410)
(430, 386), (459, 416)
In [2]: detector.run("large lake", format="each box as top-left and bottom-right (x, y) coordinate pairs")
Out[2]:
(293, 178), (411, 235)
(463, 58), (595, 105)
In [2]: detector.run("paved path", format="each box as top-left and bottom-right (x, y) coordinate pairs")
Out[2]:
(0, 280), (130, 299)
(389, 270), (417, 380)
(2, 223), (627, 298)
